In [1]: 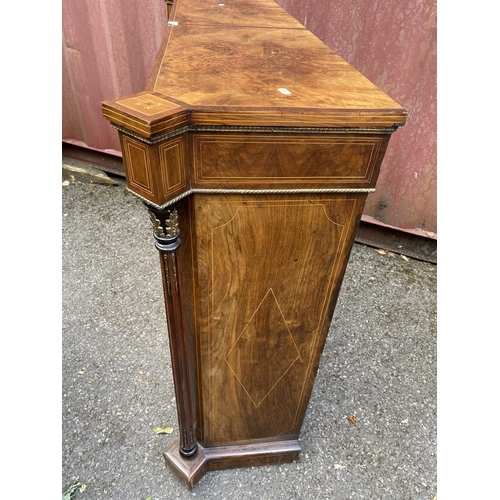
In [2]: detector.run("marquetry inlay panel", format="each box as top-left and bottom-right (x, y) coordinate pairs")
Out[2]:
(194, 193), (366, 447)
(117, 93), (180, 116)
(192, 133), (388, 189)
(225, 288), (301, 407)
(120, 134), (156, 200)
(159, 135), (188, 197)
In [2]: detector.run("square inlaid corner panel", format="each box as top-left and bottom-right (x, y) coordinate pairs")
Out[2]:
(120, 133), (189, 206)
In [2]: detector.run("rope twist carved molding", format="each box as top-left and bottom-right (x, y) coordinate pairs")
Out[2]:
(132, 187), (376, 210)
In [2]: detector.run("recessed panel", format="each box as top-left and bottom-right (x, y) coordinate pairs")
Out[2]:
(193, 134), (387, 189)
(159, 135), (188, 199)
(194, 194), (364, 447)
(121, 134), (156, 200)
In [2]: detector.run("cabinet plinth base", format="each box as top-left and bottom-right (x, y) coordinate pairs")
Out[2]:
(164, 438), (301, 489)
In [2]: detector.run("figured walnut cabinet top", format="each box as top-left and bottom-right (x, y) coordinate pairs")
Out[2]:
(102, 0), (407, 136)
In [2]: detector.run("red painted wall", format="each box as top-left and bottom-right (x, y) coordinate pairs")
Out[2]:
(62, 0), (436, 236)
(62, 0), (168, 156)
(276, 0), (437, 235)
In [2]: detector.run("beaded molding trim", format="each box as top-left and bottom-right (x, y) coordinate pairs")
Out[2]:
(112, 123), (397, 144)
(111, 123), (189, 144)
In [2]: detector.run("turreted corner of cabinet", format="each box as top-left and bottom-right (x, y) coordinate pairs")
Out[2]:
(101, 91), (191, 208)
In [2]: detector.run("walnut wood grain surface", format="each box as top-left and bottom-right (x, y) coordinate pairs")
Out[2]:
(103, 0), (407, 134)
(149, 0), (406, 117)
(152, 22), (404, 112)
(192, 132), (389, 189)
(119, 133), (189, 206)
(174, 0), (307, 29)
(100, 0), (408, 486)
(190, 193), (366, 447)
(164, 437), (301, 489)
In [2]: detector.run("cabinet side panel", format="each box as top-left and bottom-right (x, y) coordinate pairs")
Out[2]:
(193, 193), (366, 447)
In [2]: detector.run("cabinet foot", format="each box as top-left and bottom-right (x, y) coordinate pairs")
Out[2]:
(164, 438), (301, 489)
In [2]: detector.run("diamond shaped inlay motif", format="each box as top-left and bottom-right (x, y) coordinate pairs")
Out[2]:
(226, 289), (301, 407)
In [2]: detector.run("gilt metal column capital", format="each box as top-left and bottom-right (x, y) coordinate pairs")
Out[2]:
(147, 204), (181, 253)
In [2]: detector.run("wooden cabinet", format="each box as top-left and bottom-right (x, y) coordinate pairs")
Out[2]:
(102, 0), (407, 488)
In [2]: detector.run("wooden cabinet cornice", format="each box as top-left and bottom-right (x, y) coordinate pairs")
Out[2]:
(102, 0), (407, 489)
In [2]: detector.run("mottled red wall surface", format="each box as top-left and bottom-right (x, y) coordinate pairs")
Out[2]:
(277, 0), (437, 235)
(62, 0), (436, 235)
(62, 0), (168, 155)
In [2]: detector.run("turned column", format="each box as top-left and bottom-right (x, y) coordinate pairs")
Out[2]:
(146, 204), (198, 459)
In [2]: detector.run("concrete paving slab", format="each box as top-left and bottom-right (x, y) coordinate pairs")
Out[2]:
(62, 173), (437, 500)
